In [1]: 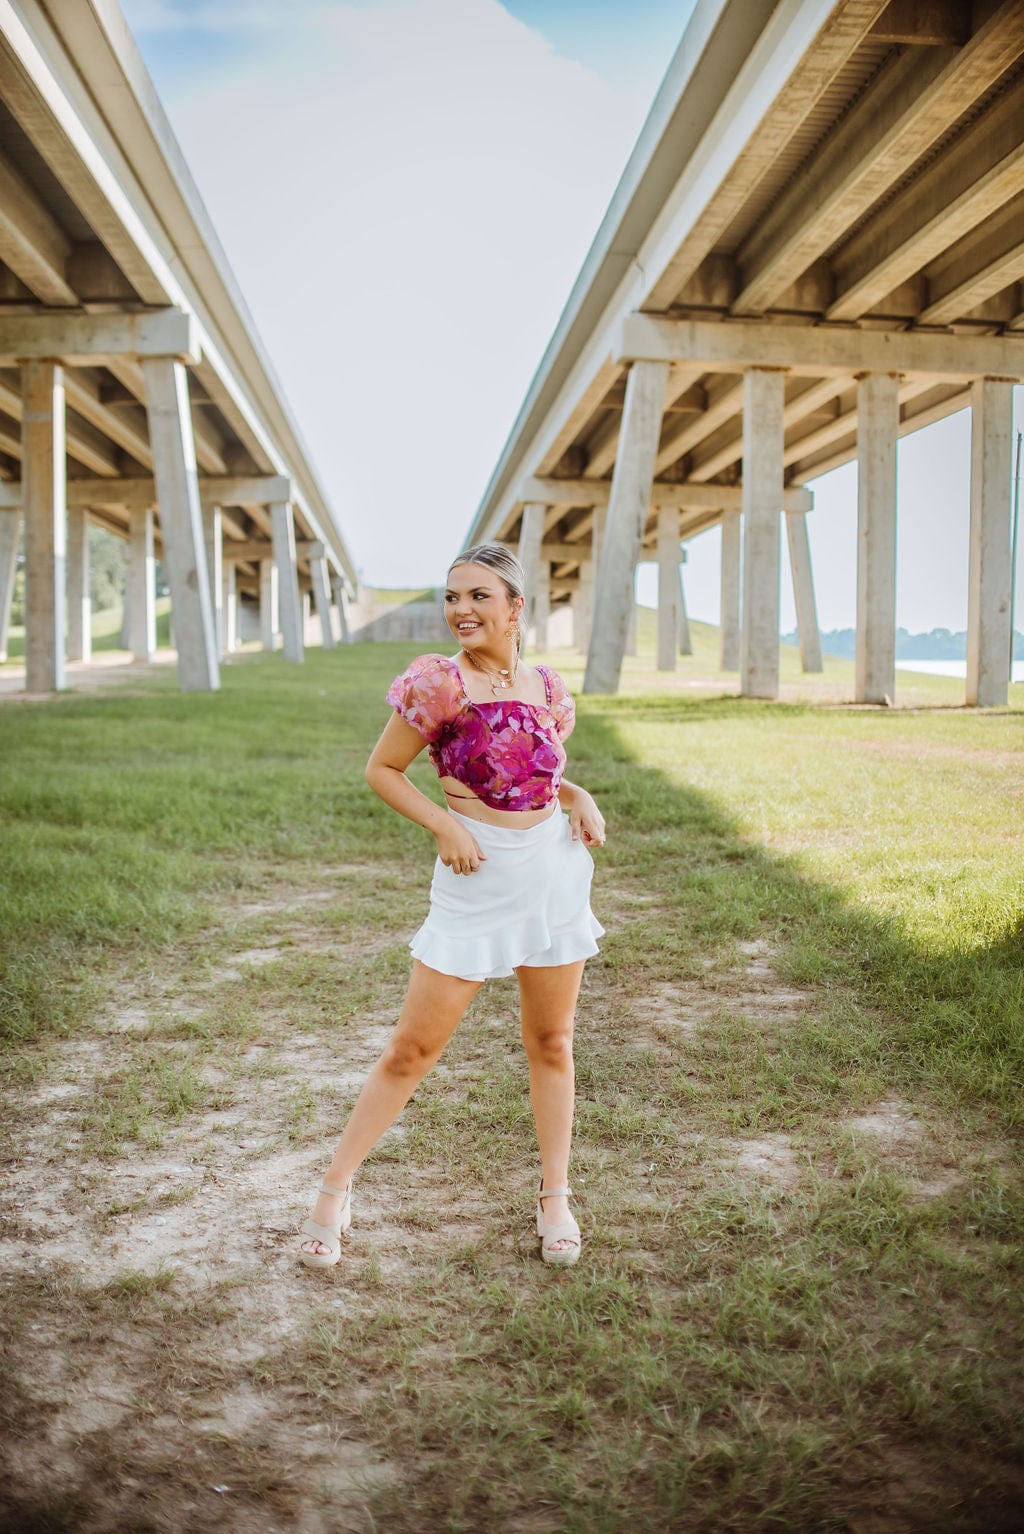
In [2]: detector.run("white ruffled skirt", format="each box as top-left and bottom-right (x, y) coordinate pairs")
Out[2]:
(409, 808), (604, 981)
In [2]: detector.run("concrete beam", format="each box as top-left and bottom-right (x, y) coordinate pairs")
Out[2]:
(520, 474), (813, 513)
(789, 383), (969, 481)
(828, 87), (1024, 322)
(0, 309), (200, 365)
(655, 377), (744, 476)
(580, 413), (621, 480)
(740, 369), (784, 699)
(855, 373), (899, 704)
(730, 4), (1024, 314)
(105, 357), (230, 476)
(222, 539), (322, 562)
(584, 359), (668, 693)
(966, 378), (1013, 706)
(616, 314), (1024, 383)
(142, 358), (219, 691)
(692, 376), (849, 482)
(642, 0), (892, 312)
(0, 373), (121, 478)
(542, 539), (688, 564)
(0, 144), (76, 306)
(869, 1), (969, 46)
(0, 473), (296, 513)
(919, 196), (1024, 326)
(22, 361), (66, 692)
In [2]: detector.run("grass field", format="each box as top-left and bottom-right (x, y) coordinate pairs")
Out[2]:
(1, 631), (1021, 1533)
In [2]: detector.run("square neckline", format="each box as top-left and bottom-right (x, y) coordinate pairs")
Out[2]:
(444, 655), (553, 712)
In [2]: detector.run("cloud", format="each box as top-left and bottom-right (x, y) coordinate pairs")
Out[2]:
(123, 0), (652, 584)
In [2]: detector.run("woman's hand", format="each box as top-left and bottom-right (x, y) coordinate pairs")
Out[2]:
(568, 789), (606, 848)
(434, 819), (487, 875)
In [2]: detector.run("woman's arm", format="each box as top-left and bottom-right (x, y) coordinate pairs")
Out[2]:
(558, 778), (606, 847)
(366, 714), (487, 875)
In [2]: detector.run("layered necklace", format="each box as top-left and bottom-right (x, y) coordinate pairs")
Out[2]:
(462, 644), (520, 697)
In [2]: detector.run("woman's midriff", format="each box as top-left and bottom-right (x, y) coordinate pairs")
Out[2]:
(438, 776), (558, 828)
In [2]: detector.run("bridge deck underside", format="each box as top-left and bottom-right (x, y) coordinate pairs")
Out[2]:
(480, 0), (1024, 601)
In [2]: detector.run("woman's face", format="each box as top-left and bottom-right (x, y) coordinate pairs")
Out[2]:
(444, 563), (520, 652)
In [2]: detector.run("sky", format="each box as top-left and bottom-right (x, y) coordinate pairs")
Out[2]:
(120, 0), (1023, 634)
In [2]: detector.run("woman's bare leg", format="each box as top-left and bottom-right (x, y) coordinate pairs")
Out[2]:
(517, 960), (585, 1252)
(300, 960), (481, 1256)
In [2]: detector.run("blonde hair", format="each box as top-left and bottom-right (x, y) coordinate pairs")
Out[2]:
(447, 543), (526, 650)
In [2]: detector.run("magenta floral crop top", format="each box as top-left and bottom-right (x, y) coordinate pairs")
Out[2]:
(386, 654), (575, 812)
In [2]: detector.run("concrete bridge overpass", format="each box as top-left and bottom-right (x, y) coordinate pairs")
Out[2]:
(469, 0), (1024, 706)
(0, 0), (355, 693)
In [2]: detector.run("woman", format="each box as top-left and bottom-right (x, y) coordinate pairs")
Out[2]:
(299, 543), (605, 1269)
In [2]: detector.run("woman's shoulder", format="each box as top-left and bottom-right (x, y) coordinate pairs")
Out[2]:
(387, 654), (465, 739)
(534, 663), (572, 698)
(403, 652), (459, 674)
(390, 652), (464, 688)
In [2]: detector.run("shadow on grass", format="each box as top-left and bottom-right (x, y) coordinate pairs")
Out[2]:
(569, 699), (1023, 1136)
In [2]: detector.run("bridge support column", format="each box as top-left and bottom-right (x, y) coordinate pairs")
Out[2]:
(271, 499), (303, 663)
(967, 378), (1013, 707)
(311, 555), (336, 650)
(22, 361), (67, 692)
(142, 358), (218, 691)
(720, 509), (741, 671)
(517, 501), (546, 649)
(785, 509), (823, 672)
(855, 372), (898, 704)
(128, 505), (156, 661)
(331, 574), (350, 644)
(204, 504), (223, 658)
(222, 559), (237, 655)
(584, 359), (668, 693)
(678, 549), (692, 656)
(259, 559), (278, 651)
(0, 509), (19, 662)
(575, 559), (593, 651)
(533, 560), (550, 651)
(740, 368), (784, 699)
(657, 504), (679, 671)
(66, 507), (90, 663)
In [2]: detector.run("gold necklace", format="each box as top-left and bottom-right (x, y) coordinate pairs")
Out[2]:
(463, 646), (519, 696)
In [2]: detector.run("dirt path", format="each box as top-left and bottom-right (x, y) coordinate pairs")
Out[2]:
(0, 876), (1000, 1532)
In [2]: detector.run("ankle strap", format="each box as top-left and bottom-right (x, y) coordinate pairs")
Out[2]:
(538, 1186), (571, 1201)
(320, 1182), (351, 1199)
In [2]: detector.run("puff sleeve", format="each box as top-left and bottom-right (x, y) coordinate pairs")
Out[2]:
(386, 655), (463, 745)
(545, 668), (576, 742)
